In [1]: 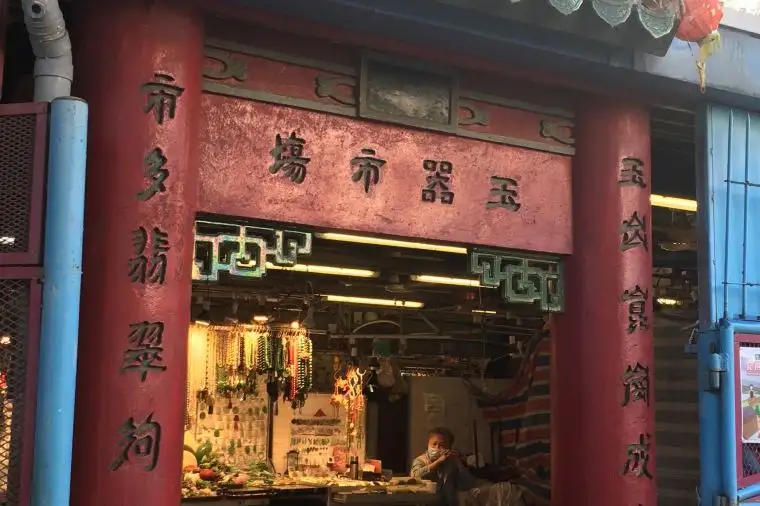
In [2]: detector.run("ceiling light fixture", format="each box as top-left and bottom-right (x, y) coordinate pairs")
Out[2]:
(411, 274), (487, 288)
(265, 262), (377, 278)
(656, 297), (681, 306)
(472, 309), (497, 315)
(316, 232), (467, 254)
(324, 294), (424, 309)
(650, 194), (697, 212)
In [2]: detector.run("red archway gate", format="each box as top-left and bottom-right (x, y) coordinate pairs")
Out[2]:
(70, 2), (654, 506)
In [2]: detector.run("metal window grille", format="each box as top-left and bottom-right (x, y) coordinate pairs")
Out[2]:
(0, 103), (47, 266)
(0, 270), (40, 506)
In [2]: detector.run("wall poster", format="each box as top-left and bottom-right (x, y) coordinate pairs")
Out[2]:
(740, 346), (760, 443)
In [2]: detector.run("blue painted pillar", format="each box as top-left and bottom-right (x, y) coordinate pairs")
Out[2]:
(697, 105), (760, 504)
(31, 97), (88, 506)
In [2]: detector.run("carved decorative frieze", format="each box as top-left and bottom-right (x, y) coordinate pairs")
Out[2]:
(194, 221), (313, 281)
(470, 249), (564, 312)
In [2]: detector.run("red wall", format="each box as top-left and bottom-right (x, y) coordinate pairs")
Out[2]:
(199, 96), (572, 254)
(197, 28), (576, 254)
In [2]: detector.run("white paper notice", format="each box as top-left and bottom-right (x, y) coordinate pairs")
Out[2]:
(423, 393), (446, 417)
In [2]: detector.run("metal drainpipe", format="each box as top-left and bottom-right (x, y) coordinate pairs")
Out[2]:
(21, 0), (73, 101)
(21, 3), (87, 506)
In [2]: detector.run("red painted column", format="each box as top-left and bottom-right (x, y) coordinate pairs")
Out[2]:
(70, 0), (202, 504)
(552, 99), (654, 506)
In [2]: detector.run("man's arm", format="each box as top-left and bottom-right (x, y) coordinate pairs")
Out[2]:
(411, 455), (432, 478)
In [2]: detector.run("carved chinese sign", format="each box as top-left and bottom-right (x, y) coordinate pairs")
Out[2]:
(200, 98), (573, 255)
(112, 70), (186, 474)
(486, 176), (521, 211)
(351, 148), (386, 193)
(621, 363), (650, 407)
(618, 158), (646, 188)
(421, 160), (454, 204)
(621, 286), (650, 333)
(128, 227), (169, 285)
(269, 131), (310, 184)
(142, 72), (183, 125)
(616, 152), (654, 488)
(621, 434), (653, 479)
(122, 321), (167, 382)
(111, 413), (162, 472)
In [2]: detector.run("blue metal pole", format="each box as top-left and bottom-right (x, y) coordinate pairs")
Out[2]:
(698, 328), (722, 505)
(719, 320), (738, 502)
(738, 482), (760, 502)
(31, 97), (88, 506)
(730, 320), (760, 334)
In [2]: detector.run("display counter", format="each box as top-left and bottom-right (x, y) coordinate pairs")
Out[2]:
(181, 478), (436, 506)
(332, 490), (437, 505)
(182, 485), (328, 505)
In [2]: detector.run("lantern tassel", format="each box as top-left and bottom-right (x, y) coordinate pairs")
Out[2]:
(696, 31), (721, 94)
(698, 30), (721, 61)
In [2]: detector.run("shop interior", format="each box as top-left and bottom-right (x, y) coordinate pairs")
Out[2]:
(182, 218), (556, 505)
(181, 173), (700, 506)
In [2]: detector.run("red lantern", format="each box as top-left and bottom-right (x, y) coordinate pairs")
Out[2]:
(675, 0), (725, 92)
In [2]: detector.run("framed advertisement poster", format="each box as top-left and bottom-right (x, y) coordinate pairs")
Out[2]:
(736, 334), (760, 488)
(740, 345), (760, 444)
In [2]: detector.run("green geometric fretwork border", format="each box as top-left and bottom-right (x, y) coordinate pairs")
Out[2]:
(469, 248), (564, 313)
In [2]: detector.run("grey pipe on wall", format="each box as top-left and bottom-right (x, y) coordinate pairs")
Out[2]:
(21, 0), (72, 101)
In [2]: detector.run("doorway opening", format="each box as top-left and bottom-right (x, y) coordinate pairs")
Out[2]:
(182, 217), (555, 503)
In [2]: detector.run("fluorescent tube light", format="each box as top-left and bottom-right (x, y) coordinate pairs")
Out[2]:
(265, 262), (377, 278)
(472, 309), (497, 315)
(650, 194), (697, 212)
(324, 294), (424, 308)
(316, 232), (467, 254)
(656, 297), (681, 306)
(411, 274), (484, 287)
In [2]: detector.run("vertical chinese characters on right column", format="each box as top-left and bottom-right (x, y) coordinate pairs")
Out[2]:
(617, 155), (654, 487)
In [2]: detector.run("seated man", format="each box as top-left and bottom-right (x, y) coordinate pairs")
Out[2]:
(411, 427), (477, 506)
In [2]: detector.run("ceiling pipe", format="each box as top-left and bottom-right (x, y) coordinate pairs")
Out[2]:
(22, 0), (73, 101)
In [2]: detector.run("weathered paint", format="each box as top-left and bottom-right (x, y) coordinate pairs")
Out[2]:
(199, 95), (573, 254)
(70, 0), (202, 505)
(201, 37), (576, 154)
(553, 99), (654, 506)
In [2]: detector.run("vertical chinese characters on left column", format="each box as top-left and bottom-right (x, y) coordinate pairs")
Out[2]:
(115, 72), (185, 473)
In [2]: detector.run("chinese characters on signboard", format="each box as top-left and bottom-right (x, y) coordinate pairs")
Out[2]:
(617, 156), (653, 487)
(113, 71), (186, 473)
(266, 131), (523, 210)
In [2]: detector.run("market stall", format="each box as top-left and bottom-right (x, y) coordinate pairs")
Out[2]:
(181, 322), (437, 506)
